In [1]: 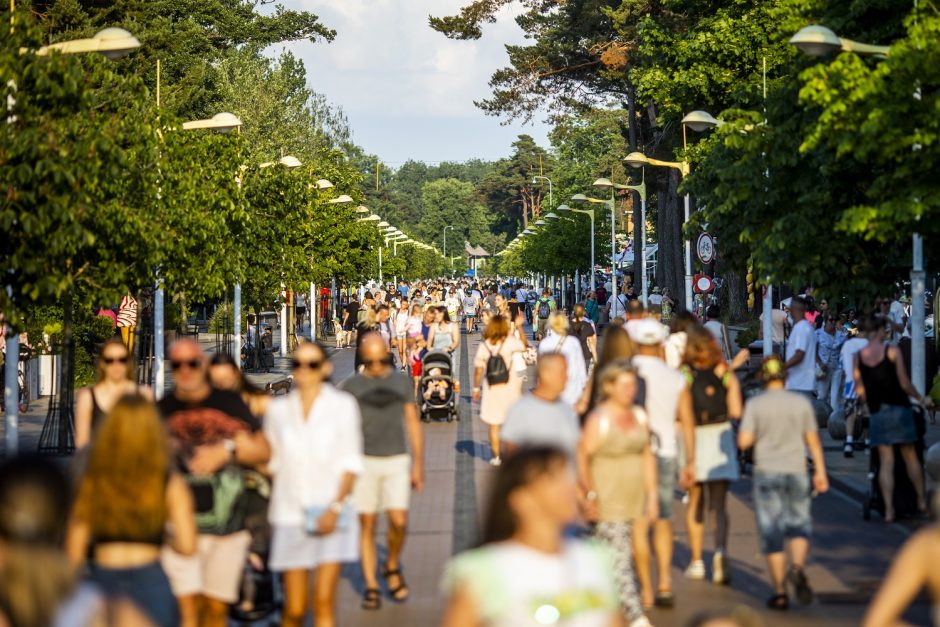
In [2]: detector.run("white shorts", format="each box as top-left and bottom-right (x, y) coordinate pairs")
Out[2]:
(352, 454), (412, 514)
(161, 530), (251, 603)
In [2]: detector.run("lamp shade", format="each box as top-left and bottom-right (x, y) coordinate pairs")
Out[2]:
(682, 110), (723, 132)
(279, 155), (302, 169)
(328, 195), (354, 204)
(571, 194), (588, 202)
(535, 219), (547, 226)
(181, 112), (243, 133)
(624, 152), (650, 168)
(316, 179), (334, 190)
(557, 204), (571, 212)
(544, 212), (559, 220)
(93, 27), (142, 59)
(593, 178), (614, 189)
(355, 205), (371, 213)
(790, 25), (842, 57)
(378, 221), (390, 227)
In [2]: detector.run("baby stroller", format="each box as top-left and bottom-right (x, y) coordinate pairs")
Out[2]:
(419, 351), (459, 422)
(862, 404), (927, 521)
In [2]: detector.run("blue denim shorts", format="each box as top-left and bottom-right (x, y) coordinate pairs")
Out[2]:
(753, 471), (811, 554)
(657, 456), (678, 520)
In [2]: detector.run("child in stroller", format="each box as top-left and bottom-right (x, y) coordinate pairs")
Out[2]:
(419, 351), (459, 422)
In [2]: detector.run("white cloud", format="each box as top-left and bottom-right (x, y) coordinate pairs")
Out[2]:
(269, 0), (550, 163)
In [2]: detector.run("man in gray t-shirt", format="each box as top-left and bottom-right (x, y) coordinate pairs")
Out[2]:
(502, 354), (579, 458)
(738, 356), (829, 609)
(338, 333), (424, 605)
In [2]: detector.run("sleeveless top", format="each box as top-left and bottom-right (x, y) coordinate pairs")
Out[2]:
(858, 346), (909, 412)
(90, 389), (107, 432)
(432, 324), (453, 350)
(591, 410), (649, 522)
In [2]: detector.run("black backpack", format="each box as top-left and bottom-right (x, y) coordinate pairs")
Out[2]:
(684, 366), (730, 425)
(485, 342), (510, 386)
(537, 298), (551, 319)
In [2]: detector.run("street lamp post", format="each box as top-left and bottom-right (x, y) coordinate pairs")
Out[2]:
(443, 225), (454, 258)
(594, 175), (648, 305)
(557, 204), (596, 292)
(533, 175), (554, 212)
(572, 193), (617, 312)
(624, 152), (692, 311)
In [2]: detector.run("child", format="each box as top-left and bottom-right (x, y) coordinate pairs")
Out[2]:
(423, 367), (450, 401)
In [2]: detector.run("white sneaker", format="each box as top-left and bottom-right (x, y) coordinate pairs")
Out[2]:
(489, 457), (502, 467)
(684, 560), (706, 580)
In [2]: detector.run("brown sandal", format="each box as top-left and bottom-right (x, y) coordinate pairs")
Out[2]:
(382, 565), (410, 602)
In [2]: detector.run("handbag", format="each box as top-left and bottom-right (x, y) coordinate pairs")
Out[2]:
(303, 502), (355, 536)
(186, 466), (245, 535)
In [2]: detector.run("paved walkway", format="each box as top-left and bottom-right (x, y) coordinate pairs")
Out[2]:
(2, 326), (937, 625)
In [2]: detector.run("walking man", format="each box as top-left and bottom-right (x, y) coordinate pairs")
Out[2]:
(339, 334), (425, 610)
(738, 355), (829, 610)
(462, 289), (479, 334)
(158, 339), (271, 627)
(785, 297), (817, 399)
(628, 319), (696, 609)
(534, 288), (556, 341)
(501, 353), (579, 458)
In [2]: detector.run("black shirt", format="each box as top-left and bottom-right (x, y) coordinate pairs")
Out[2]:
(344, 302), (360, 329)
(158, 388), (259, 464)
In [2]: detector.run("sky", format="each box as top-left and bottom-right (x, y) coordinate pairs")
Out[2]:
(271, 0), (551, 167)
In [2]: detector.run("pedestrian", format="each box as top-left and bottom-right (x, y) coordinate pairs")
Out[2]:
(608, 287), (628, 322)
(738, 355), (830, 610)
(445, 289), (461, 323)
(342, 293), (360, 343)
(628, 318), (696, 609)
(208, 352), (271, 418)
(534, 288), (556, 341)
(158, 339), (271, 627)
(680, 326), (742, 586)
(840, 320), (871, 457)
(585, 290), (600, 324)
(854, 313), (932, 522)
(473, 314), (526, 467)
(579, 324), (637, 416)
(784, 297), (818, 399)
(759, 303), (789, 354)
(703, 305), (733, 363)
(577, 360), (657, 627)
(339, 334), (425, 610)
(814, 314), (846, 410)
(648, 287), (663, 307)
(572, 303), (598, 367)
(74, 337), (153, 449)
(461, 289), (479, 334)
(665, 311), (697, 370)
(0, 456), (117, 627)
(264, 341), (363, 627)
(428, 305), (460, 354)
(395, 299), (411, 369)
(862, 491), (940, 626)
(67, 394), (197, 627)
(440, 447), (622, 627)
(538, 312), (588, 408)
(660, 287), (675, 324)
(501, 353), (580, 458)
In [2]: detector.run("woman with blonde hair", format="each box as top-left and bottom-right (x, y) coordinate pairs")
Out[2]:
(67, 394), (197, 627)
(74, 337), (152, 448)
(537, 312), (588, 409)
(680, 325), (742, 585)
(473, 315), (526, 467)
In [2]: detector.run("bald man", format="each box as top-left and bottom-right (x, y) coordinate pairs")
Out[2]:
(339, 333), (424, 607)
(158, 339), (270, 627)
(501, 353), (580, 458)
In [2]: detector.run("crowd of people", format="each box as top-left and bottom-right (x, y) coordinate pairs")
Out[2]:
(0, 276), (937, 627)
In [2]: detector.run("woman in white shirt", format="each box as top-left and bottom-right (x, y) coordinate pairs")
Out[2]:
(441, 447), (623, 627)
(538, 313), (588, 408)
(264, 341), (364, 627)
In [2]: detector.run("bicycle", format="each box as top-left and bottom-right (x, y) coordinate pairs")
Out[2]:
(0, 347), (30, 414)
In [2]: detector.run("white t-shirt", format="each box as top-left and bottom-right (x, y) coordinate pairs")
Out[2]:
(442, 540), (619, 627)
(840, 336), (869, 399)
(632, 355), (685, 458)
(888, 300), (906, 342)
(785, 319), (817, 392)
(537, 334), (588, 408)
(609, 293), (628, 318)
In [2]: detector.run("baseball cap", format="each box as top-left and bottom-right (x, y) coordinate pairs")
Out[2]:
(628, 318), (668, 346)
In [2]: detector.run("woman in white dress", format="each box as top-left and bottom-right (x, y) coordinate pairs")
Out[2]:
(264, 341), (364, 627)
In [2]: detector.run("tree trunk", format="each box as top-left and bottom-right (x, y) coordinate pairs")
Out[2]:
(721, 266), (749, 322)
(656, 170), (685, 304)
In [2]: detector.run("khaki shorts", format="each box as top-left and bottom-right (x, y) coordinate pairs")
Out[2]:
(352, 454), (412, 514)
(161, 530), (251, 603)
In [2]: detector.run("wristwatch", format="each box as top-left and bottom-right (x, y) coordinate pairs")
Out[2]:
(223, 438), (236, 459)
(585, 490), (598, 501)
(328, 501), (344, 514)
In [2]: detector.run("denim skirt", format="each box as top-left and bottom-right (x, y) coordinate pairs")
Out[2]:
(869, 404), (917, 446)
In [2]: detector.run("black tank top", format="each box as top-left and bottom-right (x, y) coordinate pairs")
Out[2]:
(858, 346), (910, 412)
(90, 389), (107, 431)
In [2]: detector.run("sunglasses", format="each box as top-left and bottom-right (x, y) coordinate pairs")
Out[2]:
(362, 358), (391, 367)
(292, 359), (324, 370)
(170, 359), (202, 371)
(102, 356), (128, 365)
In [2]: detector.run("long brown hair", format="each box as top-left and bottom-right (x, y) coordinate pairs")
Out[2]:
(95, 336), (136, 383)
(74, 394), (169, 542)
(483, 315), (510, 342)
(585, 325), (636, 415)
(684, 324), (724, 370)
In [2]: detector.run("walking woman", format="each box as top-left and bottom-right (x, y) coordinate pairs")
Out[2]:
(577, 325), (636, 416)
(854, 313), (932, 522)
(680, 326), (742, 585)
(74, 337), (153, 448)
(577, 360), (657, 627)
(67, 394), (197, 627)
(264, 341), (364, 627)
(441, 447), (624, 627)
(538, 312), (588, 409)
(473, 315), (526, 467)
(208, 352), (271, 418)
(571, 304), (598, 368)
(584, 291), (600, 325)
(428, 306), (460, 354)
